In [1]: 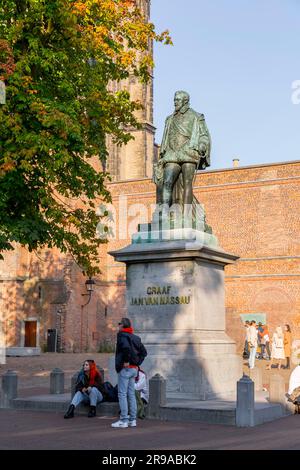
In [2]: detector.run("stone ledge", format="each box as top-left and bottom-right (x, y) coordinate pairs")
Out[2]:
(6, 347), (41, 357)
(10, 394), (119, 416)
(6, 392), (291, 427)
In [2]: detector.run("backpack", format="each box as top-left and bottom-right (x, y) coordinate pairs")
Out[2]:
(135, 390), (146, 419)
(129, 335), (147, 367)
(102, 381), (118, 402)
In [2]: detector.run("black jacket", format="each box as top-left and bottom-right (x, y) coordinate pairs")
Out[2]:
(75, 370), (104, 394)
(115, 331), (146, 373)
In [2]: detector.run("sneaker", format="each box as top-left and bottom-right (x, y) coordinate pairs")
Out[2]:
(128, 420), (137, 427)
(111, 420), (128, 428)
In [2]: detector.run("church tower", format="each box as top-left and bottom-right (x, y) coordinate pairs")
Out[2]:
(106, 0), (155, 181)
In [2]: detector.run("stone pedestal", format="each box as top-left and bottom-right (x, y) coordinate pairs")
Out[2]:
(109, 236), (242, 400)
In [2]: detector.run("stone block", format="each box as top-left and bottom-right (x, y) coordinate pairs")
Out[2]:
(50, 368), (64, 394)
(236, 374), (254, 427)
(110, 240), (242, 400)
(1, 370), (18, 408)
(148, 374), (166, 418)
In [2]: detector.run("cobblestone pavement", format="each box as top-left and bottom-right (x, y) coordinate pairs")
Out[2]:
(0, 409), (299, 450)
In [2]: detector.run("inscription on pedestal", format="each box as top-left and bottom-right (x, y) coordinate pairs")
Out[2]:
(130, 285), (191, 306)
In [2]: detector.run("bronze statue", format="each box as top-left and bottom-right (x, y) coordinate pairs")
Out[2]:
(154, 91), (211, 213)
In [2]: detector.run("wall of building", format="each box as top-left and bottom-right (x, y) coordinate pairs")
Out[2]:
(1, 160), (299, 353)
(98, 160), (300, 353)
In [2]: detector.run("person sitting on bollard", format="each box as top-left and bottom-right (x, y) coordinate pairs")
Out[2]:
(64, 359), (104, 419)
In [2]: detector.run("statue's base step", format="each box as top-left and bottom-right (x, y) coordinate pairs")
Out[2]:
(132, 228), (218, 246)
(161, 393), (288, 426)
(6, 391), (291, 426)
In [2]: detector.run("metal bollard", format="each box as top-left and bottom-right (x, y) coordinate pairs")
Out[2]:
(1, 370), (18, 408)
(50, 368), (64, 394)
(236, 374), (255, 427)
(148, 373), (166, 418)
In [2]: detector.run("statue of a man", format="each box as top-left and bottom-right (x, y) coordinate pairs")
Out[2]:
(154, 91), (211, 209)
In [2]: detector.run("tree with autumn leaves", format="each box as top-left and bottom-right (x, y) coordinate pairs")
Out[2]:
(0, 0), (171, 274)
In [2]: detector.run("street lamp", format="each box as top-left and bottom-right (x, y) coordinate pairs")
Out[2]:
(80, 277), (95, 352)
(85, 278), (95, 293)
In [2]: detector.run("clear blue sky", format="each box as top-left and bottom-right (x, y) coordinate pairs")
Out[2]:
(151, 0), (300, 169)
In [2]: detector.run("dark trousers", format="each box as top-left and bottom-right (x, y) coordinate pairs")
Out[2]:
(243, 340), (249, 358)
(259, 342), (271, 358)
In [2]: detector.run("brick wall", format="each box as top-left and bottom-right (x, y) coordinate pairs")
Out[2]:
(1, 160), (299, 352)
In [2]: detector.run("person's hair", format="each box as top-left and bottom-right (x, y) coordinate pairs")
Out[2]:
(83, 359), (95, 369)
(120, 317), (131, 328)
(285, 324), (291, 332)
(245, 320), (250, 324)
(83, 359), (100, 382)
(175, 90), (190, 104)
(251, 320), (256, 325)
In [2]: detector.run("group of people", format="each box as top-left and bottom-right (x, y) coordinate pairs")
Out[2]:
(243, 321), (292, 370)
(64, 317), (148, 428)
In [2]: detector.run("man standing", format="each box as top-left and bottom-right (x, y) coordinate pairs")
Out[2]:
(248, 321), (258, 369)
(111, 318), (147, 429)
(154, 90), (211, 209)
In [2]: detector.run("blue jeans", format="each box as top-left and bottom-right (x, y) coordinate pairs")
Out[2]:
(71, 387), (103, 407)
(118, 367), (138, 422)
(248, 346), (257, 369)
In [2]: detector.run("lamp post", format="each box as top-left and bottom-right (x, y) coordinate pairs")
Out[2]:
(80, 277), (95, 352)
(0, 81), (5, 105)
